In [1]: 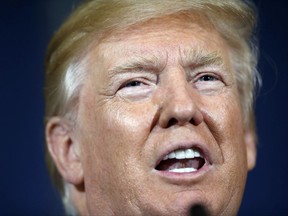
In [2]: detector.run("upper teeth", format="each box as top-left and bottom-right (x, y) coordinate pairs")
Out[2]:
(163, 148), (202, 160)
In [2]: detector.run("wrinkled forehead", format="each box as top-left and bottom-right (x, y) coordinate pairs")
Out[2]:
(84, 13), (231, 73)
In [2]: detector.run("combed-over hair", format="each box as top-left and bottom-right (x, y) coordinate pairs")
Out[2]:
(44, 0), (260, 214)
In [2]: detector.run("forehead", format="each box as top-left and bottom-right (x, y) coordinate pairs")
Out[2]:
(85, 14), (231, 72)
(106, 14), (223, 45)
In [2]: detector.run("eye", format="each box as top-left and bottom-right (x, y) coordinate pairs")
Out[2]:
(194, 72), (225, 95)
(116, 78), (155, 101)
(198, 75), (218, 82)
(123, 80), (143, 88)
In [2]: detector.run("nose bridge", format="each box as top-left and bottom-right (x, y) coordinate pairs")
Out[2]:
(158, 68), (203, 128)
(167, 74), (195, 117)
(168, 74), (192, 105)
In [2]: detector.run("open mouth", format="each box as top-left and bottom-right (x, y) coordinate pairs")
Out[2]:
(155, 148), (206, 173)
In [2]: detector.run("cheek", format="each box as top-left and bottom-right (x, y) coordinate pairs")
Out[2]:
(78, 98), (158, 212)
(221, 103), (248, 174)
(214, 95), (248, 174)
(100, 102), (156, 146)
(206, 90), (244, 141)
(222, 98), (246, 156)
(203, 92), (248, 171)
(78, 98), (156, 179)
(202, 94), (248, 213)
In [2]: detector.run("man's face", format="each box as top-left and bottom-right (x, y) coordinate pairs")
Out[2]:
(75, 16), (255, 216)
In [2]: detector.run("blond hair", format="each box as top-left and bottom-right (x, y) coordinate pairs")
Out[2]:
(44, 0), (260, 213)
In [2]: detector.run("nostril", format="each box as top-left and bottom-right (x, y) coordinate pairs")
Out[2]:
(189, 118), (198, 126)
(165, 114), (202, 128)
(167, 118), (178, 128)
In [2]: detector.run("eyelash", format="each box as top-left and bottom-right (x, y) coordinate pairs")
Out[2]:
(118, 78), (151, 91)
(123, 80), (143, 88)
(198, 74), (219, 82)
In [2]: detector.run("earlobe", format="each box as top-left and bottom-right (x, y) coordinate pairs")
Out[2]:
(46, 117), (84, 185)
(244, 130), (257, 171)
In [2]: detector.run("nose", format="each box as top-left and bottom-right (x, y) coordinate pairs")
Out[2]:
(158, 76), (203, 128)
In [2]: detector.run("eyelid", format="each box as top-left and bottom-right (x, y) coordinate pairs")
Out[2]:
(115, 76), (156, 101)
(115, 72), (158, 91)
(119, 79), (147, 89)
(193, 72), (222, 82)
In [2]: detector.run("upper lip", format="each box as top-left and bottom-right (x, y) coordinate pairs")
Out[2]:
(154, 140), (213, 169)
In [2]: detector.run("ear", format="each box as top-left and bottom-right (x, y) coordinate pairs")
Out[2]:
(244, 130), (257, 171)
(46, 117), (83, 185)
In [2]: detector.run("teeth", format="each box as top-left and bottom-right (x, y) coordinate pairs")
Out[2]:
(163, 155), (169, 160)
(169, 167), (197, 173)
(194, 151), (200, 157)
(163, 148), (202, 160)
(175, 149), (186, 159)
(185, 149), (195, 158)
(168, 152), (175, 159)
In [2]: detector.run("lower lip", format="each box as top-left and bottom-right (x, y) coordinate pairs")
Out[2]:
(154, 162), (212, 182)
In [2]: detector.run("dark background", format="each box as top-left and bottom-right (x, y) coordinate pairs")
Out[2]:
(1, 0), (287, 215)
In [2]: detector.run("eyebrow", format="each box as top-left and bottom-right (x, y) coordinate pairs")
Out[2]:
(108, 48), (225, 78)
(180, 48), (225, 69)
(108, 54), (166, 77)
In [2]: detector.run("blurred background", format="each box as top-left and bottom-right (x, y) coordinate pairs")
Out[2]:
(1, 0), (287, 215)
